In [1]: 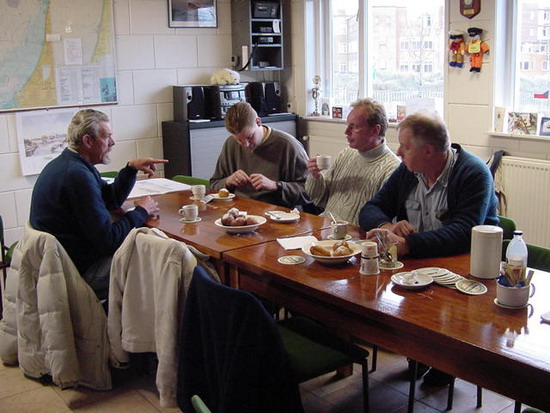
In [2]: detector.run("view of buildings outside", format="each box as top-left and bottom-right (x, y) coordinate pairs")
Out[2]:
(330, 0), (445, 120)
(517, 0), (550, 118)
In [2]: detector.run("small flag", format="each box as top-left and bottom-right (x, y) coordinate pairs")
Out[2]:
(534, 90), (549, 99)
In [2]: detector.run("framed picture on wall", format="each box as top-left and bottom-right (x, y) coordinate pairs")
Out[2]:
(168, 0), (217, 28)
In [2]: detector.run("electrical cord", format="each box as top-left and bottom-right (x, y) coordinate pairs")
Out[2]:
(238, 42), (258, 71)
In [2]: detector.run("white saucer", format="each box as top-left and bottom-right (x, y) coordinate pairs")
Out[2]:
(493, 298), (528, 309)
(391, 272), (433, 290)
(179, 217), (202, 223)
(327, 234), (352, 241)
(380, 261), (404, 270)
(211, 193), (236, 202)
(266, 211), (300, 223)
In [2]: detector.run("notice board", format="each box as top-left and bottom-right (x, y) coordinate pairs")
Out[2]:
(0, 0), (117, 112)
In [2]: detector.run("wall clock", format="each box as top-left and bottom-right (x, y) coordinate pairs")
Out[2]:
(460, 0), (480, 19)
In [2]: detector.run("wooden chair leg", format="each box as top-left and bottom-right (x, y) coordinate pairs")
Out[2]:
(408, 360), (417, 413)
(336, 364), (353, 378)
(476, 386), (483, 408)
(446, 379), (455, 410)
(371, 345), (378, 372)
(361, 360), (370, 413)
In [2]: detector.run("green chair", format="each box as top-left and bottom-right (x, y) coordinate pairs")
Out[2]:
(502, 240), (550, 272)
(191, 395), (212, 413)
(178, 266), (370, 413)
(99, 171), (118, 178)
(522, 408), (545, 413)
(498, 215), (517, 240)
(172, 175), (210, 188)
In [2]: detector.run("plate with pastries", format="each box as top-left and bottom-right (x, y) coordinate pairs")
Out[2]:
(214, 207), (266, 234)
(211, 188), (235, 202)
(302, 240), (361, 265)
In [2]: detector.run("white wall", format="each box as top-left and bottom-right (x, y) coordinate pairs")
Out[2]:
(2, 0), (549, 246)
(0, 0), (271, 245)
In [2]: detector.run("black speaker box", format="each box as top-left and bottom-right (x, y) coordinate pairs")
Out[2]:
(173, 86), (207, 121)
(247, 82), (281, 116)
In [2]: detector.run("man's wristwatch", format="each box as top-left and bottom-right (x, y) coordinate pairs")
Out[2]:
(276, 181), (283, 190)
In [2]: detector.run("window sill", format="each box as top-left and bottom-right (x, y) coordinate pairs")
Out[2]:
(302, 116), (399, 128)
(487, 132), (550, 141)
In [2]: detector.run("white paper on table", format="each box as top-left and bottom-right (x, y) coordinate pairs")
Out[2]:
(127, 178), (191, 199)
(277, 236), (318, 250)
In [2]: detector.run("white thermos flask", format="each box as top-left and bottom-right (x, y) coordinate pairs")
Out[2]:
(470, 225), (503, 279)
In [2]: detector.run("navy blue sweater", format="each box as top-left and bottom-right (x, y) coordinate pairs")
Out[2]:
(359, 144), (498, 257)
(30, 149), (148, 274)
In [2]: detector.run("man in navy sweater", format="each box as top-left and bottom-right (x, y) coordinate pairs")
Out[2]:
(30, 109), (167, 299)
(359, 112), (498, 386)
(359, 112), (498, 258)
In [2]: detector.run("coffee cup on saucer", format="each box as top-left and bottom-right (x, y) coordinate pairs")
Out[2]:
(179, 204), (199, 221)
(191, 184), (206, 199)
(331, 220), (348, 240)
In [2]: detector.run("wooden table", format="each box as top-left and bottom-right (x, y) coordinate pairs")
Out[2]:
(223, 228), (550, 412)
(145, 190), (332, 280)
(147, 190), (331, 259)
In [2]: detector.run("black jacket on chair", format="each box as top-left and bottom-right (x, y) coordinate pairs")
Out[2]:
(177, 266), (303, 413)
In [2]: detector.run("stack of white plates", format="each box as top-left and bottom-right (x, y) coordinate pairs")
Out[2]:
(414, 267), (465, 288)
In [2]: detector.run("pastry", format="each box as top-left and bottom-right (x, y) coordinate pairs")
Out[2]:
(332, 240), (350, 251)
(333, 245), (351, 256)
(310, 245), (332, 256)
(218, 188), (230, 198)
(245, 216), (259, 225)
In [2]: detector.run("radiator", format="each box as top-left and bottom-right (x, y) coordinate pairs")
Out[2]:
(500, 156), (550, 248)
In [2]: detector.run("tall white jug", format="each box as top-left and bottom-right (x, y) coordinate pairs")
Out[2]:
(470, 225), (503, 279)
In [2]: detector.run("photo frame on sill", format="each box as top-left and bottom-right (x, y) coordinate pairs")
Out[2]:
(168, 0), (217, 28)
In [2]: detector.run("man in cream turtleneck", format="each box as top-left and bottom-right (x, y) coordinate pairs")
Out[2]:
(305, 98), (400, 225)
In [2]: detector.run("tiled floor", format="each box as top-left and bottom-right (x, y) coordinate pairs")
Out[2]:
(0, 348), (522, 413)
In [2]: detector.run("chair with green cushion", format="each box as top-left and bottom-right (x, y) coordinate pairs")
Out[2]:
(172, 175), (210, 188)
(99, 171), (118, 178)
(191, 395), (212, 413)
(178, 266), (370, 413)
(498, 215), (517, 240)
(522, 408), (545, 413)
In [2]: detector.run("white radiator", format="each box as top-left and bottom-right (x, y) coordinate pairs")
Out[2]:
(501, 156), (550, 248)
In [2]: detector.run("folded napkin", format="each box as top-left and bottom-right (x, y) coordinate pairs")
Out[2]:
(277, 235), (318, 250)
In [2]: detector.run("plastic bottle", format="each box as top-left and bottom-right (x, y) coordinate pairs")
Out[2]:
(505, 230), (528, 267)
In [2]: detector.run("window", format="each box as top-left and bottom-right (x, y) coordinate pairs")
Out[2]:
(520, 61), (534, 70)
(511, 0), (550, 118)
(326, 0), (445, 118)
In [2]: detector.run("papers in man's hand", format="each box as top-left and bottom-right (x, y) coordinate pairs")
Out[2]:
(277, 236), (318, 250)
(127, 178), (191, 199)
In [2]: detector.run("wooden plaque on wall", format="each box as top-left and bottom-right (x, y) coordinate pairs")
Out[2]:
(460, 0), (480, 19)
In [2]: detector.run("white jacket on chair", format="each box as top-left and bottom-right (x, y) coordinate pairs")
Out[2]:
(0, 223), (111, 390)
(108, 227), (198, 408)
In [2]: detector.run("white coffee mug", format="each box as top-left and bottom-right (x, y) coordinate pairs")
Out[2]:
(316, 155), (332, 170)
(192, 184), (206, 198)
(179, 204), (199, 221)
(331, 220), (348, 240)
(496, 280), (535, 308)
